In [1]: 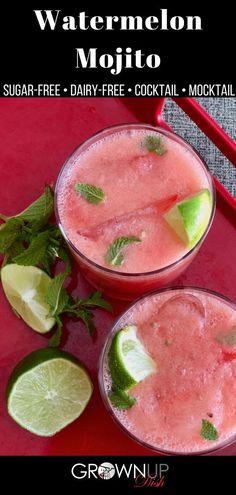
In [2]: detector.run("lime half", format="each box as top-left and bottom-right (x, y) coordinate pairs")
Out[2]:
(1, 264), (55, 333)
(108, 325), (156, 391)
(7, 348), (93, 436)
(164, 189), (212, 248)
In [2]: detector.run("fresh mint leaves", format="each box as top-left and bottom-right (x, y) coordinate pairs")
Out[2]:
(75, 183), (105, 204)
(76, 291), (112, 312)
(108, 387), (136, 410)
(105, 236), (141, 266)
(0, 185), (112, 346)
(201, 419), (219, 441)
(144, 135), (166, 156)
(0, 186), (55, 267)
(46, 284), (112, 346)
(0, 192), (68, 271)
(13, 231), (50, 267)
(0, 185), (54, 230)
(77, 309), (95, 336)
(45, 271), (70, 317)
(16, 184), (54, 227)
(0, 218), (24, 253)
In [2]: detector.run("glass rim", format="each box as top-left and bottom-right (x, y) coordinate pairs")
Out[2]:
(55, 122), (216, 279)
(98, 285), (236, 456)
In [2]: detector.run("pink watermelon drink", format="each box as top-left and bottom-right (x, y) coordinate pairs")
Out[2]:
(99, 287), (236, 455)
(55, 124), (215, 300)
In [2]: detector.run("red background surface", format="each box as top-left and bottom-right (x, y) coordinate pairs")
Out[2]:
(0, 98), (236, 455)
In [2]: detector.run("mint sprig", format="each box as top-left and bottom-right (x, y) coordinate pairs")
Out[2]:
(143, 135), (166, 156)
(109, 387), (136, 410)
(201, 419), (219, 441)
(105, 236), (141, 266)
(6, 239), (24, 262)
(0, 218), (24, 253)
(16, 184), (54, 228)
(45, 271), (71, 317)
(75, 291), (112, 313)
(0, 185), (112, 346)
(46, 284), (112, 346)
(0, 185), (55, 266)
(13, 231), (50, 267)
(0, 185), (54, 227)
(75, 183), (105, 204)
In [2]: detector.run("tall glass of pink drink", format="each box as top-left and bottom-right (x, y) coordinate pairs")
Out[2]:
(99, 287), (236, 455)
(55, 124), (215, 300)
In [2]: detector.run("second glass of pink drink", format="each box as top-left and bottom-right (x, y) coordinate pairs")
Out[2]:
(99, 287), (236, 455)
(56, 124), (215, 300)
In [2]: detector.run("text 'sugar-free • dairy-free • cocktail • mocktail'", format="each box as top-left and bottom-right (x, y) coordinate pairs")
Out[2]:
(56, 124), (215, 299)
(99, 288), (236, 454)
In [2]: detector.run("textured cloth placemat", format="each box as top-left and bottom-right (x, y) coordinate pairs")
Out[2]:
(163, 98), (236, 198)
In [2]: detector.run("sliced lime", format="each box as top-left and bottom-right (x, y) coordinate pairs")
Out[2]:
(164, 189), (212, 248)
(1, 264), (55, 333)
(108, 325), (156, 391)
(7, 348), (93, 436)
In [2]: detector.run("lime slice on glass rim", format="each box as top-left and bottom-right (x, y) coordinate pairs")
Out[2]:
(164, 188), (212, 248)
(108, 325), (156, 391)
(6, 348), (93, 436)
(1, 264), (55, 333)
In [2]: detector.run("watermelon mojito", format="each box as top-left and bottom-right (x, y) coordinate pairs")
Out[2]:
(55, 124), (215, 300)
(99, 287), (236, 455)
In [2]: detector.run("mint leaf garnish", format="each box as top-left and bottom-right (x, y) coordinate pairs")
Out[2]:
(45, 283), (111, 344)
(0, 185), (55, 265)
(0, 185), (53, 227)
(77, 291), (112, 313)
(3, 240), (24, 265)
(201, 419), (219, 441)
(75, 183), (105, 204)
(13, 231), (50, 266)
(105, 236), (141, 266)
(215, 328), (236, 347)
(0, 185), (112, 346)
(44, 271), (70, 317)
(109, 387), (136, 410)
(16, 185), (54, 227)
(0, 218), (24, 253)
(45, 287), (111, 343)
(143, 135), (166, 156)
(9, 226), (69, 275)
(77, 309), (95, 336)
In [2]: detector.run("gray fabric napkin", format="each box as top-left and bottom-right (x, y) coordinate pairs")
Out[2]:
(163, 98), (236, 198)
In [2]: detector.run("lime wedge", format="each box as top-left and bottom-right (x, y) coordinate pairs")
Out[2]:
(108, 325), (156, 391)
(7, 348), (93, 436)
(1, 264), (55, 333)
(164, 189), (212, 248)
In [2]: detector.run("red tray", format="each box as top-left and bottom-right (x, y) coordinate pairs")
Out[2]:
(0, 97), (236, 455)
